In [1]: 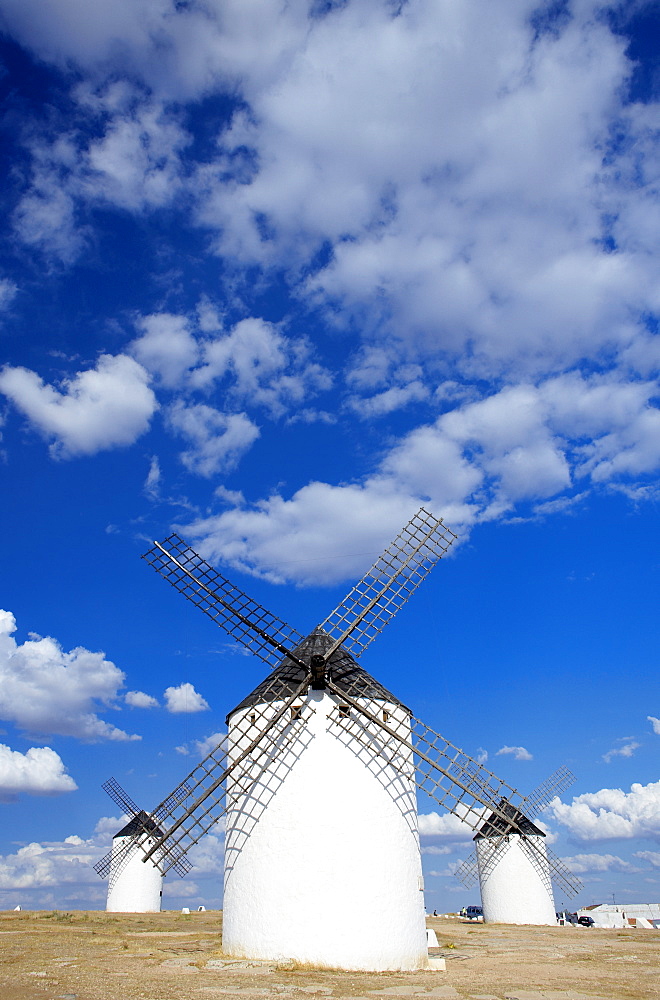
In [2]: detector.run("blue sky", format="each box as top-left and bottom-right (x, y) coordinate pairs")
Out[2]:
(0, 0), (658, 914)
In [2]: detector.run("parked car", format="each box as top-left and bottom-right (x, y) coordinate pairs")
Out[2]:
(577, 915), (594, 927)
(465, 905), (483, 920)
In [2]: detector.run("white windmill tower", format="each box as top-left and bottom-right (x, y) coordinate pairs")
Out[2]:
(95, 508), (580, 965)
(455, 769), (580, 925)
(94, 779), (192, 912)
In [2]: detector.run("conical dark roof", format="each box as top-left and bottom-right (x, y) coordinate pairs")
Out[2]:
(114, 809), (163, 839)
(474, 799), (545, 840)
(226, 628), (409, 720)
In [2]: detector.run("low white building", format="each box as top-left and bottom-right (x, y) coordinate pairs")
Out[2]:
(578, 903), (660, 929)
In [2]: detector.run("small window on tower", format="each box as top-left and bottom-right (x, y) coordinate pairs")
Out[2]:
(250, 713), (256, 725)
(290, 705), (302, 720)
(338, 705), (350, 718)
(383, 710), (390, 723)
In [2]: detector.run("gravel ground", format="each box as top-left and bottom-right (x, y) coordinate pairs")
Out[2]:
(0, 910), (657, 1000)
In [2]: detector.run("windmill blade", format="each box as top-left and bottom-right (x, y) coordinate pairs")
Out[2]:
(102, 830), (193, 889)
(101, 777), (140, 818)
(142, 534), (305, 671)
(544, 845), (583, 899)
(318, 508), (456, 661)
(153, 779), (195, 822)
(520, 766), (576, 821)
(138, 674), (313, 874)
(324, 683), (586, 901)
(326, 681), (525, 837)
(93, 847), (114, 880)
(93, 794), (194, 883)
(517, 836), (554, 897)
(454, 852), (480, 889)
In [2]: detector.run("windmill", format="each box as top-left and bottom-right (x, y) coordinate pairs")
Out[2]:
(454, 767), (582, 925)
(95, 508), (579, 967)
(94, 777), (192, 912)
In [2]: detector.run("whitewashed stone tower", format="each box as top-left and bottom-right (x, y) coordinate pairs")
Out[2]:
(222, 631), (429, 971)
(475, 805), (556, 925)
(105, 812), (164, 913)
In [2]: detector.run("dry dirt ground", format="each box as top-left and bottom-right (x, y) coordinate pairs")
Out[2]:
(0, 911), (657, 1000)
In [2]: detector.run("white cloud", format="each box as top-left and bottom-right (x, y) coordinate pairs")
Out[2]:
(167, 401), (260, 477)
(12, 173), (86, 263)
(185, 830), (225, 875)
(548, 780), (660, 841)
(0, 745), (77, 801)
(0, 354), (157, 458)
(3, 1), (660, 383)
(180, 370), (660, 584)
(602, 741), (640, 764)
(124, 690), (159, 709)
(0, 278), (17, 310)
(189, 317), (332, 416)
(194, 731), (226, 758)
(347, 380), (428, 419)
(421, 845), (453, 856)
(496, 745), (533, 762)
(130, 313), (199, 388)
(0, 831), (103, 896)
(0, 609), (139, 742)
(560, 852), (642, 875)
(633, 850), (660, 868)
(82, 99), (189, 211)
(648, 716), (660, 736)
(163, 682), (209, 714)
(418, 811), (477, 841)
(144, 455), (161, 498)
(1, 1), (660, 580)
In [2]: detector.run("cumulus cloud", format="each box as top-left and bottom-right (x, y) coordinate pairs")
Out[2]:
(0, 823), (118, 906)
(193, 731), (226, 757)
(0, 744), (77, 801)
(163, 682), (209, 714)
(130, 313), (199, 388)
(1, 0), (660, 584)
(602, 741), (640, 763)
(347, 380), (429, 419)
(167, 402), (260, 477)
(0, 354), (156, 457)
(547, 780), (660, 841)
(181, 372), (660, 584)
(633, 850), (660, 868)
(648, 716), (660, 736)
(124, 690), (159, 709)
(496, 745), (533, 762)
(560, 852), (642, 875)
(418, 811), (477, 841)
(184, 829), (225, 874)
(8, 2), (657, 378)
(0, 609), (139, 742)
(188, 317), (332, 415)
